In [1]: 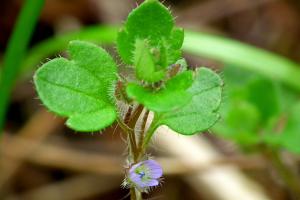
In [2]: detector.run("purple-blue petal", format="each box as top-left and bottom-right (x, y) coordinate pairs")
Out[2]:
(129, 162), (143, 174)
(128, 159), (163, 188)
(144, 179), (159, 187)
(143, 160), (163, 179)
(129, 171), (142, 183)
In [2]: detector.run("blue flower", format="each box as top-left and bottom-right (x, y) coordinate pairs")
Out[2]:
(128, 159), (163, 189)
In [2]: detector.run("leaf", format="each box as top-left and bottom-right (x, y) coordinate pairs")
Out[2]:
(134, 39), (165, 82)
(66, 107), (117, 132)
(34, 40), (117, 132)
(166, 28), (184, 65)
(126, 71), (193, 112)
(126, 0), (174, 41)
(156, 67), (222, 135)
(117, 0), (183, 66)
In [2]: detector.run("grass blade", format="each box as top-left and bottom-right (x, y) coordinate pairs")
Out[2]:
(0, 0), (44, 133)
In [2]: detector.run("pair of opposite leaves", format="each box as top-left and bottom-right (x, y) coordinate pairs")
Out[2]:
(34, 0), (222, 135)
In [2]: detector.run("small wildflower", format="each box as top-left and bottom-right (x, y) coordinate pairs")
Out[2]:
(127, 159), (163, 190)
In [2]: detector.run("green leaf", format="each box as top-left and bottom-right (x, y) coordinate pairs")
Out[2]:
(126, 0), (174, 41)
(166, 28), (184, 65)
(34, 40), (117, 132)
(156, 67), (222, 135)
(116, 30), (133, 64)
(117, 0), (182, 66)
(66, 107), (117, 132)
(126, 71), (193, 112)
(134, 39), (165, 82)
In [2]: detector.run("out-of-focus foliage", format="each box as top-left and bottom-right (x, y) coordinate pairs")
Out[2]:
(214, 66), (300, 154)
(183, 31), (300, 91)
(0, 0), (44, 133)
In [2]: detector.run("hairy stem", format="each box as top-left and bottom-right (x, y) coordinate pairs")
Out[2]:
(138, 110), (150, 154)
(128, 105), (144, 129)
(128, 105), (144, 162)
(117, 117), (137, 160)
(121, 106), (159, 200)
(130, 188), (142, 200)
(127, 105), (145, 200)
(129, 138), (142, 200)
(124, 106), (133, 124)
(142, 114), (160, 151)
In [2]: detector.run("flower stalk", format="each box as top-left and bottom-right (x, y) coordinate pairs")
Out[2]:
(119, 105), (162, 200)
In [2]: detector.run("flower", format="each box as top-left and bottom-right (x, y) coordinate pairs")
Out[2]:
(128, 159), (163, 190)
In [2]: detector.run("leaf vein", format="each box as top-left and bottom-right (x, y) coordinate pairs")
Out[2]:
(38, 76), (104, 105)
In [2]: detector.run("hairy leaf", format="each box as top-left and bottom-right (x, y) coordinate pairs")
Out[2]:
(156, 67), (222, 135)
(34, 40), (117, 132)
(117, 0), (183, 66)
(126, 71), (193, 112)
(166, 28), (184, 65)
(134, 39), (165, 82)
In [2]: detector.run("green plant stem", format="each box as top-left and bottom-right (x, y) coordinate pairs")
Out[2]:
(117, 117), (138, 160)
(128, 135), (142, 200)
(128, 136), (142, 200)
(0, 0), (44, 133)
(142, 124), (156, 149)
(126, 109), (158, 200)
(123, 107), (139, 159)
(118, 116), (142, 200)
(124, 106), (133, 124)
(142, 114), (159, 152)
(264, 148), (300, 199)
(128, 105), (144, 129)
(130, 188), (142, 200)
(125, 106), (144, 200)
(130, 188), (137, 200)
(127, 105), (144, 162)
(138, 110), (150, 151)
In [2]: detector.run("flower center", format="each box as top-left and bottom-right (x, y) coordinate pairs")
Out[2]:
(138, 171), (146, 178)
